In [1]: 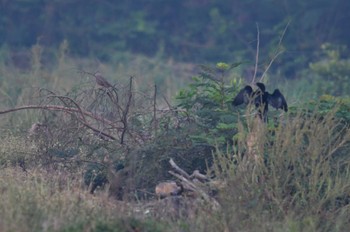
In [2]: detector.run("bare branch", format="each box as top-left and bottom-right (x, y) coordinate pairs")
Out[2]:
(278, 20), (291, 47)
(152, 84), (157, 136)
(162, 95), (173, 110)
(259, 21), (290, 82)
(0, 105), (118, 140)
(259, 50), (284, 82)
(120, 76), (133, 144)
(190, 170), (209, 182)
(47, 95), (87, 122)
(252, 23), (260, 84)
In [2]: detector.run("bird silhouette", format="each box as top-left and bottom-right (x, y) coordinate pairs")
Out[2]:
(232, 82), (287, 122)
(94, 72), (113, 88)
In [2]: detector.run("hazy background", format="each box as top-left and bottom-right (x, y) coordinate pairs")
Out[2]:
(1, 0), (349, 102)
(0, 2), (350, 231)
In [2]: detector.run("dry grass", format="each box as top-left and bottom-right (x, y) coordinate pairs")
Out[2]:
(1, 45), (350, 231)
(212, 106), (350, 232)
(0, 167), (171, 232)
(1, 106), (348, 232)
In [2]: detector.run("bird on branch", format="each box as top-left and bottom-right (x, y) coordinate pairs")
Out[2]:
(94, 72), (113, 88)
(232, 82), (287, 122)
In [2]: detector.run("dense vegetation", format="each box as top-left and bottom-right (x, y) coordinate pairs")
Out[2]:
(1, 0), (350, 78)
(0, 1), (350, 232)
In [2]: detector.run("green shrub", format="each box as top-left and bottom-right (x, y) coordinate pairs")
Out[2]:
(309, 43), (350, 97)
(176, 62), (243, 146)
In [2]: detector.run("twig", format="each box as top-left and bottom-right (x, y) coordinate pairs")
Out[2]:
(47, 95), (87, 122)
(81, 122), (117, 140)
(259, 21), (290, 82)
(0, 105), (118, 140)
(152, 84), (157, 136)
(120, 76), (133, 144)
(252, 23), (260, 84)
(162, 95), (173, 110)
(278, 20), (291, 47)
(259, 50), (284, 82)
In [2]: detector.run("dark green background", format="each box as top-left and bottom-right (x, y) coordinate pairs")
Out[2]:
(1, 0), (349, 78)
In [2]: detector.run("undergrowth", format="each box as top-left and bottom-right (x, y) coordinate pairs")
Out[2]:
(0, 168), (168, 232)
(211, 105), (350, 232)
(1, 102), (349, 232)
(0, 47), (350, 231)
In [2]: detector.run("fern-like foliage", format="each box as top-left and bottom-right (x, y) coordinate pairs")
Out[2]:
(176, 62), (244, 146)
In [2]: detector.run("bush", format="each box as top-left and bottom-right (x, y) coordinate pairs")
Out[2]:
(309, 43), (350, 97)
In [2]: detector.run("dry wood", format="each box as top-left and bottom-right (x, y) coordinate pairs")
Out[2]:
(169, 158), (191, 179)
(168, 159), (221, 211)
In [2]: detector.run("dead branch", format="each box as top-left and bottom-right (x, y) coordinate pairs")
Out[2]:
(0, 104), (118, 140)
(190, 170), (209, 182)
(0, 104), (115, 126)
(259, 21), (290, 82)
(168, 159), (221, 211)
(252, 23), (260, 84)
(47, 95), (87, 122)
(152, 84), (157, 136)
(168, 170), (221, 211)
(120, 76), (133, 144)
(162, 95), (172, 110)
(259, 50), (284, 82)
(169, 158), (191, 179)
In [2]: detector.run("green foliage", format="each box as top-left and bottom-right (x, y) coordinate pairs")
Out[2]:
(1, 0), (350, 71)
(295, 94), (350, 123)
(309, 43), (350, 96)
(1, 19), (350, 229)
(176, 62), (242, 146)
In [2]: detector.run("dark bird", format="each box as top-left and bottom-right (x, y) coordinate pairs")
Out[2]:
(232, 82), (287, 122)
(94, 72), (113, 88)
(267, 89), (288, 112)
(232, 85), (253, 106)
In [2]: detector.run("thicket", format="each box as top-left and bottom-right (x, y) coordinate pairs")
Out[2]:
(0, 14), (350, 227)
(0, 52), (350, 230)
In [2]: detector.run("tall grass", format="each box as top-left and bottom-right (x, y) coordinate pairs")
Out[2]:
(2, 107), (347, 232)
(1, 45), (350, 231)
(0, 167), (169, 232)
(211, 106), (350, 231)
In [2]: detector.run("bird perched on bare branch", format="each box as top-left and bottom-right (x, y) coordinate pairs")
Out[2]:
(232, 82), (287, 122)
(94, 72), (113, 88)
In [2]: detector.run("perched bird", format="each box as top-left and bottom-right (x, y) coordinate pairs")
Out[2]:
(232, 85), (253, 106)
(94, 72), (113, 88)
(254, 82), (269, 117)
(232, 82), (287, 121)
(267, 89), (288, 112)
